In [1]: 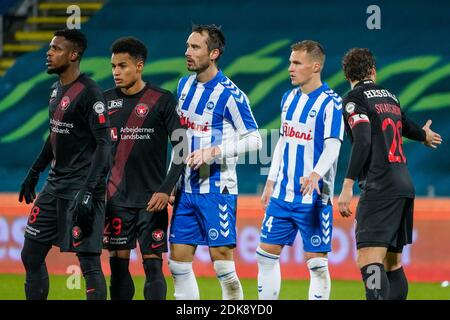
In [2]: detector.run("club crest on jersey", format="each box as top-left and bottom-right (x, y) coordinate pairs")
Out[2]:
(206, 101), (215, 111)
(60, 96), (71, 110)
(152, 229), (165, 241)
(311, 235), (321, 247)
(135, 103), (149, 117)
(309, 109), (317, 118)
(72, 226), (82, 240)
(208, 228), (219, 240)
(345, 102), (356, 114)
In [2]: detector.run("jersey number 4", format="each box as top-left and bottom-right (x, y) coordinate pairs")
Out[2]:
(262, 215), (274, 232)
(382, 118), (406, 164)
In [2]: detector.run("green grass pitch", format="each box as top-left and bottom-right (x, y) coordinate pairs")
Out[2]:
(0, 274), (448, 300)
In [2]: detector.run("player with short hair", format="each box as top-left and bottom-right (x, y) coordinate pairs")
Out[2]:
(168, 24), (262, 300)
(19, 28), (111, 300)
(103, 37), (187, 300)
(258, 40), (344, 300)
(338, 48), (442, 300)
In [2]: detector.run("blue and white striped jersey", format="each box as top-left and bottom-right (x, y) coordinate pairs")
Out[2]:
(272, 83), (344, 204)
(176, 70), (258, 194)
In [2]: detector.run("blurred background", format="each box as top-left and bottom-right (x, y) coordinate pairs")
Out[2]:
(0, 0), (448, 299)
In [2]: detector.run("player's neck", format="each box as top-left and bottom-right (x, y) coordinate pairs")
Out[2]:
(59, 66), (80, 86)
(120, 78), (146, 96)
(300, 78), (322, 95)
(196, 64), (219, 83)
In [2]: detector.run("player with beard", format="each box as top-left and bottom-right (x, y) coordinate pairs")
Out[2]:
(19, 29), (111, 300)
(168, 24), (262, 300)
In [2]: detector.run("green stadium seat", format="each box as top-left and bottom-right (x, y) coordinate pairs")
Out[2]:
(26, 16), (89, 24)
(14, 31), (54, 42)
(3, 43), (42, 52)
(38, 2), (103, 11)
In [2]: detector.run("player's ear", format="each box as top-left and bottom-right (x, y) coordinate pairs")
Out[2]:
(371, 67), (377, 81)
(209, 48), (220, 62)
(313, 62), (321, 73)
(136, 60), (144, 73)
(69, 51), (79, 62)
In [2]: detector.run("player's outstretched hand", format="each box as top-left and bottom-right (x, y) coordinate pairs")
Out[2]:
(147, 192), (169, 212)
(300, 172), (321, 196)
(261, 180), (275, 208)
(186, 147), (221, 170)
(338, 180), (354, 218)
(422, 120), (442, 149)
(19, 168), (40, 204)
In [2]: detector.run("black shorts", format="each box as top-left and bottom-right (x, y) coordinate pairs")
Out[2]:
(355, 197), (414, 252)
(24, 189), (105, 254)
(103, 202), (168, 255)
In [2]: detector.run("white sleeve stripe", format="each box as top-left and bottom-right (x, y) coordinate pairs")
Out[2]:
(348, 114), (370, 128)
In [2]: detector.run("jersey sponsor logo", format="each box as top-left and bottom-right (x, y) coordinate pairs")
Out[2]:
(119, 126), (154, 140)
(310, 235), (322, 247)
(152, 229), (165, 242)
(60, 96), (71, 110)
(375, 103), (401, 116)
(282, 122), (312, 141)
(180, 112), (209, 132)
(345, 102), (356, 114)
(208, 228), (219, 240)
(135, 103), (149, 118)
(348, 114), (370, 128)
(107, 99), (123, 110)
(110, 127), (118, 141)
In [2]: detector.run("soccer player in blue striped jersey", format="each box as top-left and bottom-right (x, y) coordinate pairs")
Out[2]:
(168, 24), (262, 300)
(257, 41), (344, 300)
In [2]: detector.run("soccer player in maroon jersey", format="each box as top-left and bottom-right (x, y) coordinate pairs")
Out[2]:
(103, 37), (187, 300)
(19, 29), (111, 300)
(338, 48), (442, 300)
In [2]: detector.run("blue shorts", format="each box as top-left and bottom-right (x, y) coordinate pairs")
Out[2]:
(169, 191), (237, 247)
(260, 197), (333, 253)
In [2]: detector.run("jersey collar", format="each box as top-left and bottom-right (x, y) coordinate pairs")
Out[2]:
(354, 79), (374, 88)
(297, 82), (329, 97)
(194, 70), (225, 89)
